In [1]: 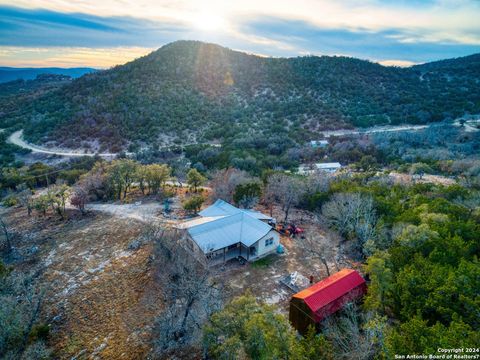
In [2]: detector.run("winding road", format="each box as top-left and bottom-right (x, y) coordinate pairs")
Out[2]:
(8, 130), (117, 157)
(7, 130), (221, 158)
(319, 124), (430, 138)
(7, 118), (478, 158)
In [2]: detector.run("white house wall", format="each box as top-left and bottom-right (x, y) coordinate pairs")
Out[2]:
(253, 229), (280, 258)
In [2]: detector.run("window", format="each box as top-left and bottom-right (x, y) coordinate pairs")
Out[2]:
(265, 238), (274, 247)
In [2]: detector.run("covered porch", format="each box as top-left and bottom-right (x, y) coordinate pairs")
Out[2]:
(206, 242), (258, 265)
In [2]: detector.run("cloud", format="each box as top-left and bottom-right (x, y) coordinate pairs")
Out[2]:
(0, 1), (479, 67)
(0, 46), (154, 67)
(378, 59), (418, 67)
(7, 0), (479, 43)
(0, 5), (190, 48)
(240, 17), (480, 63)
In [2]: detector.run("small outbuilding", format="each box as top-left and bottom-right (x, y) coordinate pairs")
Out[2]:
(310, 140), (329, 148)
(289, 269), (367, 334)
(298, 162), (342, 175)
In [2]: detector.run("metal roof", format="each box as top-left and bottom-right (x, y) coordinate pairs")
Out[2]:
(241, 209), (273, 221)
(199, 199), (273, 220)
(293, 269), (366, 313)
(310, 140), (329, 145)
(315, 162), (341, 169)
(175, 216), (225, 229)
(198, 199), (240, 217)
(187, 211), (273, 253)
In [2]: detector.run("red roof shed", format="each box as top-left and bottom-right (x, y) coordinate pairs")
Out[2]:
(289, 269), (367, 334)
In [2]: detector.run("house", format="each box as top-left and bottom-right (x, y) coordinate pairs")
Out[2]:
(176, 200), (280, 264)
(310, 140), (329, 148)
(289, 269), (367, 334)
(297, 162), (342, 175)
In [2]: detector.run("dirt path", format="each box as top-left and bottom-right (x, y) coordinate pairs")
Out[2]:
(8, 130), (118, 157)
(388, 172), (456, 186)
(8, 129), (222, 158)
(319, 124), (430, 138)
(85, 202), (169, 223)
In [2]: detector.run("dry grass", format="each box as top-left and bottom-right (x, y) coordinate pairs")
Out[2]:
(3, 207), (162, 359)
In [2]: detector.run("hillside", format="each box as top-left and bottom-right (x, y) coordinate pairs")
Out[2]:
(0, 67), (96, 83)
(1, 41), (479, 151)
(0, 74), (74, 129)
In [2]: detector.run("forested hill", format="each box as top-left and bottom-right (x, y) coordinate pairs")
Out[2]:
(0, 67), (95, 83)
(2, 40), (479, 151)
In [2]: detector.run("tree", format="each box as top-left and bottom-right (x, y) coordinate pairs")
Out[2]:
(76, 161), (109, 201)
(145, 164), (171, 195)
(183, 195), (205, 214)
(203, 295), (297, 360)
(296, 326), (334, 360)
(386, 316), (479, 356)
(0, 267), (49, 359)
(204, 294), (334, 360)
(106, 159), (138, 200)
(33, 196), (49, 216)
(233, 182), (261, 209)
(16, 184), (33, 216)
(210, 168), (252, 203)
(70, 186), (88, 214)
(298, 231), (338, 276)
(321, 193), (378, 257)
(324, 304), (385, 360)
(363, 252), (394, 313)
(152, 228), (223, 355)
(0, 216), (12, 254)
(135, 165), (148, 195)
(265, 173), (305, 223)
(409, 163), (433, 180)
(187, 168), (206, 192)
(46, 184), (71, 219)
(356, 155), (379, 172)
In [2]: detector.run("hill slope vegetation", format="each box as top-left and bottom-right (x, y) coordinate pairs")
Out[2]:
(1, 41), (479, 151)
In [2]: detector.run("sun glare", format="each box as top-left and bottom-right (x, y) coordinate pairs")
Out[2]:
(192, 11), (226, 32)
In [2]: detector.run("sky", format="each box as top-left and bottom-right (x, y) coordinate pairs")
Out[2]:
(0, 0), (479, 68)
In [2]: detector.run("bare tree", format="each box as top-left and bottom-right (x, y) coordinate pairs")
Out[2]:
(150, 228), (224, 356)
(0, 271), (47, 359)
(16, 184), (33, 216)
(298, 231), (339, 276)
(321, 193), (378, 256)
(77, 162), (109, 201)
(70, 186), (88, 214)
(305, 172), (330, 194)
(323, 304), (386, 360)
(0, 216), (12, 254)
(265, 174), (306, 223)
(210, 168), (251, 203)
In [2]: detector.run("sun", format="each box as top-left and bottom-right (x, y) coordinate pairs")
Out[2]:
(192, 11), (226, 31)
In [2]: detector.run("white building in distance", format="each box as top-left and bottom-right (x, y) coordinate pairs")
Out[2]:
(310, 140), (329, 148)
(298, 162), (342, 175)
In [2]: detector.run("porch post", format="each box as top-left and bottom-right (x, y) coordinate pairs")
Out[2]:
(223, 247), (226, 263)
(247, 247), (249, 261)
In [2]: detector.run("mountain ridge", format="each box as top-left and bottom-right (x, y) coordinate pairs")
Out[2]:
(0, 66), (96, 83)
(1, 40), (479, 152)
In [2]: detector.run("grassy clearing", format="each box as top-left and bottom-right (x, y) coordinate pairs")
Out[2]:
(251, 255), (275, 268)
